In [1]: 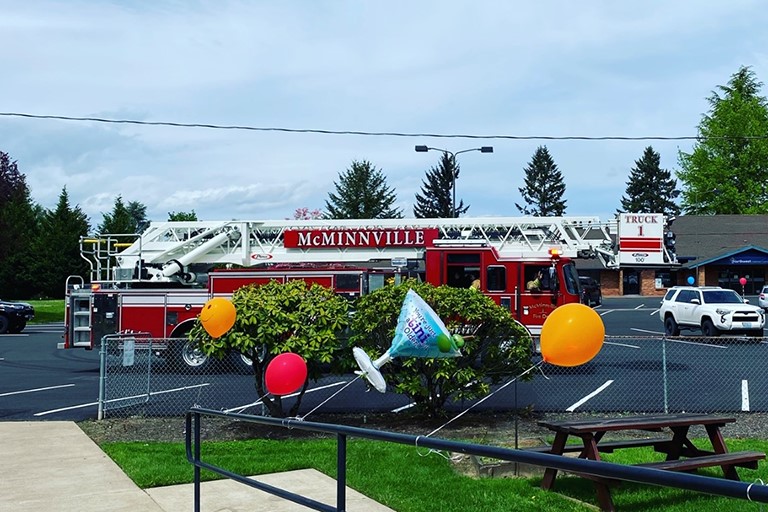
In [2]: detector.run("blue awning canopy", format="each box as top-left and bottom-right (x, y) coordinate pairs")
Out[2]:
(687, 245), (768, 269)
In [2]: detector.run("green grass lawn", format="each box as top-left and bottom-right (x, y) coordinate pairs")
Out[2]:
(26, 299), (65, 324)
(101, 437), (768, 512)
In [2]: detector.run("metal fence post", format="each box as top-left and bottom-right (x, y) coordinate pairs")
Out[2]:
(336, 433), (347, 512)
(145, 337), (153, 405)
(98, 335), (106, 420)
(662, 336), (669, 414)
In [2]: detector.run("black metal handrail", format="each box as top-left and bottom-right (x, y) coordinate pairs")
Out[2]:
(186, 407), (768, 512)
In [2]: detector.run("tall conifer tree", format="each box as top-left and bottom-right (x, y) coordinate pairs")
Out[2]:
(620, 146), (680, 216)
(98, 196), (143, 233)
(325, 160), (402, 219)
(32, 187), (90, 298)
(413, 153), (468, 218)
(516, 146), (567, 216)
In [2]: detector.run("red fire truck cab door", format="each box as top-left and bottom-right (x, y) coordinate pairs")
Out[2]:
(519, 264), (558, 333)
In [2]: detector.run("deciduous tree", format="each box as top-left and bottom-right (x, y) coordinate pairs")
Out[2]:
(168, 210), (198, 221)
(678, 66), (768, 214)
(290, 207), (323, 220)
(0, 151), (40, 298)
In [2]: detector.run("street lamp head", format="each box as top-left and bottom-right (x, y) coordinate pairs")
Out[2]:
(414, 144), (495, 219)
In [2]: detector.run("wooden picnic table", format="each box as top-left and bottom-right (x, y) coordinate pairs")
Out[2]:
(534, 413), (765, 511)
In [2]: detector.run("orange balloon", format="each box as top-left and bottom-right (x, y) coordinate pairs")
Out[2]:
(199, 297), (236, 338)
(540, 303), (604, 367)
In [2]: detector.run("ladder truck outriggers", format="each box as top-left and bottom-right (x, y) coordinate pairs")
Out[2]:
(62, 215), (662, 370)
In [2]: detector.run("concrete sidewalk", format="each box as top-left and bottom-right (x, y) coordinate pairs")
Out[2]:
(0, 421), (394, 512)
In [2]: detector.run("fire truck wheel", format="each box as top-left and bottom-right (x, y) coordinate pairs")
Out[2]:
(176, 339), (211, 372)
(230, 345), (266, 374)
(231, 352), (254, 374)
(0, 315), (9, 334)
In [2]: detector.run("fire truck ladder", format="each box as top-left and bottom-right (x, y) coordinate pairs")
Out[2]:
(81, 217), (619, 283)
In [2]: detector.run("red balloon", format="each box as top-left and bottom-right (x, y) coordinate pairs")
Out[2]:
(739, 277), (747, 286)
(265, 353), (308, 396)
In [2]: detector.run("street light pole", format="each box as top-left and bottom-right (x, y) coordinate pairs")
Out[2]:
(415, 145), (493, 217)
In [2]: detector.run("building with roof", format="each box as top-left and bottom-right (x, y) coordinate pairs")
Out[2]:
(576, 215), (768, 297)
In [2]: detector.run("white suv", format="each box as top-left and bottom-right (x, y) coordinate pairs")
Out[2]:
(759, 285), (768, 310)
(659, 286), (765, 337)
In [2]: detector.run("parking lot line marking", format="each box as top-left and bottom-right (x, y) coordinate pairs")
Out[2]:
(634, 304), (645, 310)
(605, 341), (640, 349)
(666, 338), (728, 348)
(0, 384), (75, 397)
(34, 383), (213, 416)
(649, 309), (660, 316)
(742, 380), (750, 412)
(35, 401), (99, 415)
(599, 310), (615, 316)
(223, 381), (349, 414)
(631, 328), (663, 335)
(566, 380), (614, 412)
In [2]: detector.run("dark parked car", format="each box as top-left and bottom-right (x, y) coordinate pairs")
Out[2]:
(0, 298), (35, 334)
(579, 276), (602, 307)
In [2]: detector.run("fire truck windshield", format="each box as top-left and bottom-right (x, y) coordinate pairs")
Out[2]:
(563, 263), (580, 295)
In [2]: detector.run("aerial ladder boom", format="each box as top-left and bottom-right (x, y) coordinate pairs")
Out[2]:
(80, 216), (623, 283)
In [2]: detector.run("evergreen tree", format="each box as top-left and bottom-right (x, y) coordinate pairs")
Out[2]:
(619, 146), (680, 216)
(325, 160), (402, 219)
(516, 146), (567, 216)
(413, 153), (469, 218)
(127, 200), (148, 232)
(32, 187), (90, 298)
(678, 66), (768, 214)
(0, 151), (40, 298)
(98, 196), (140, 234)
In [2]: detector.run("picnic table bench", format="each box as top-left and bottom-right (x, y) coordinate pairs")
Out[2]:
(533, 413), (765, 511)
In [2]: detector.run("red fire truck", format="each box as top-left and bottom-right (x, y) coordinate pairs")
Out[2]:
(62, 216), (622, 369)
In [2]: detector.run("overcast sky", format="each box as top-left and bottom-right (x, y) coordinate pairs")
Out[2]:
(1, 1), (766, 228)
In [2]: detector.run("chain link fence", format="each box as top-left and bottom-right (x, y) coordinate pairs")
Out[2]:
(97, 334), (410, 419)
(98, 333), (768, 419)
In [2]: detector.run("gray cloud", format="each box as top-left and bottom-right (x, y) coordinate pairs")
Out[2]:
(0, 0), (766, 227)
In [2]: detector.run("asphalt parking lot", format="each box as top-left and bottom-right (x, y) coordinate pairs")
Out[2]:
(2, 296), (766, 420)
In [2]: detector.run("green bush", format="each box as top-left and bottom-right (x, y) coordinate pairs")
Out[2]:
(350, 279), (532, 417)
(191, 280), (351, 417)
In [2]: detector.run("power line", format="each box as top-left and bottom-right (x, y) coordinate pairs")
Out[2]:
(1, 111), (767, 141)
